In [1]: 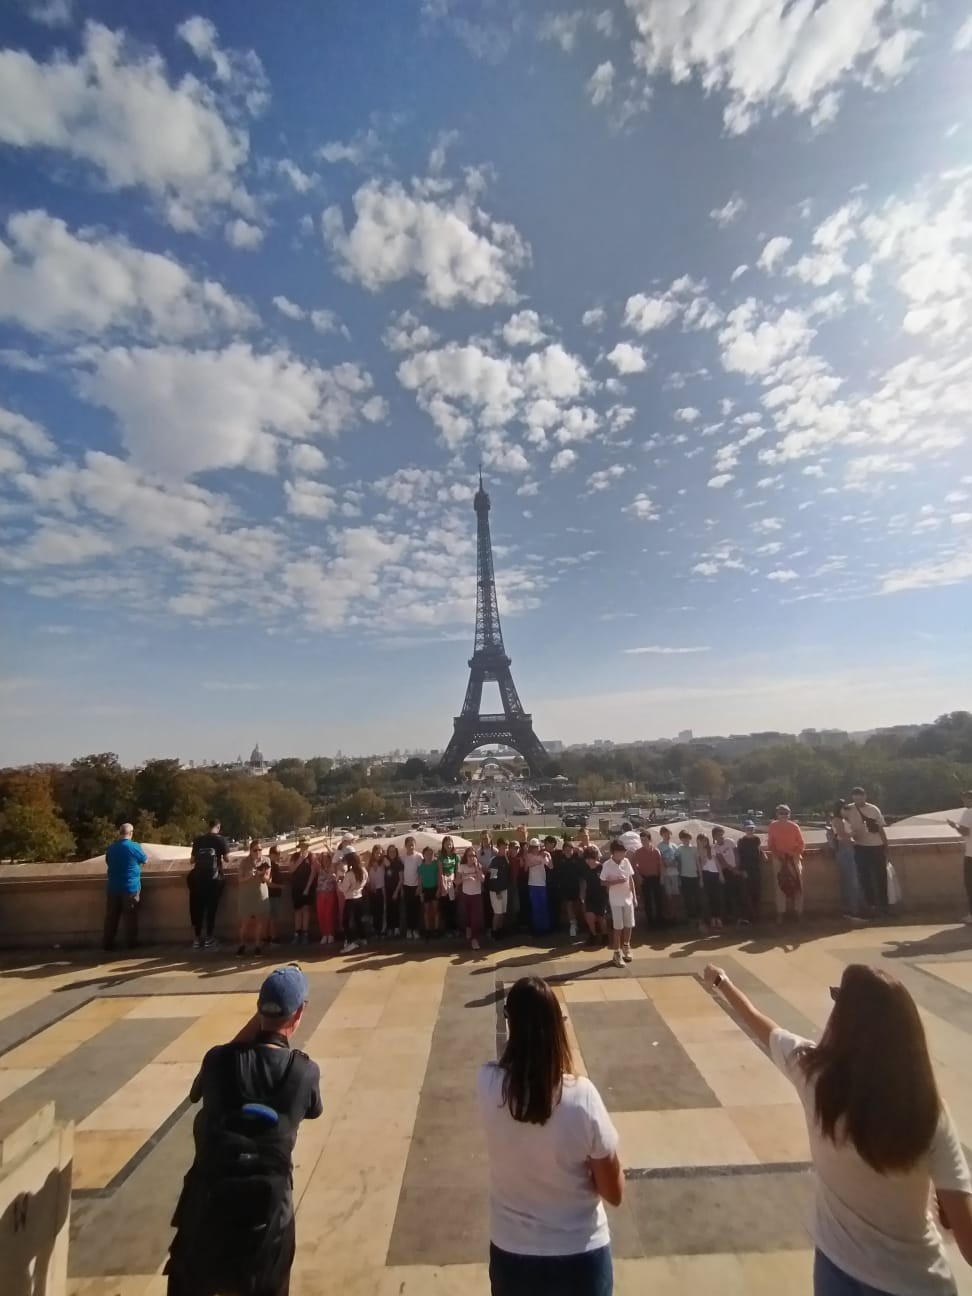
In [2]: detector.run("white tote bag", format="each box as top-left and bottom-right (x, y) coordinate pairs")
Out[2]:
(886, 860), (901, 906)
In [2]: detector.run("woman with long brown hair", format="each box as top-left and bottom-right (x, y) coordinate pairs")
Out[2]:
(339, 851), (367, 953)
(477, 976), (623, 1294)
(704, 961), (972, 1296)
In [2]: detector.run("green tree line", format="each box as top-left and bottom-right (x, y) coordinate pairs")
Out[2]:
(547, 711), (972, 820)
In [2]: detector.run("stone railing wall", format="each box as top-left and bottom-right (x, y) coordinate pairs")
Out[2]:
(0, 839), (966, 948)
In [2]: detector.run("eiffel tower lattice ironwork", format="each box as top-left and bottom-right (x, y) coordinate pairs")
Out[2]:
(438, 473), (547, 780)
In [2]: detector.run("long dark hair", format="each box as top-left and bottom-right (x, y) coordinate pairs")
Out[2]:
(344, 851), (365, 885)
(499, 977), (573, 1125)
(798, 964), (940, 1172)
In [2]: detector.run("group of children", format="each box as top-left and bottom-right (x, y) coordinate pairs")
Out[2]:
(232, 820), (772, 958)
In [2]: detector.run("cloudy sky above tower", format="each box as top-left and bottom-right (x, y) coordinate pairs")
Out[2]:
(1, 0), (971, 764)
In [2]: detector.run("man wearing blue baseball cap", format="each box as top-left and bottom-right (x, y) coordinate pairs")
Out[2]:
(166, 965), (322, 1296)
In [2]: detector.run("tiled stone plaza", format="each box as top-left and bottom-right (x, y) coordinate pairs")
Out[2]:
(4, 922), (972, 1296)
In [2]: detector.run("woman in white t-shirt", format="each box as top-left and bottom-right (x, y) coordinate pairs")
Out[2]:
(477, 976), (623, 1295)
(339, 852), (367, 953)
(703, 961), (972, 1296)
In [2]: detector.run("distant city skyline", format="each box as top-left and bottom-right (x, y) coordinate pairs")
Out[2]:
(1, 4), (970, 765)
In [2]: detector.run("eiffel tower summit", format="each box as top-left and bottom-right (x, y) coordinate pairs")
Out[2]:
(438, 472), (547, 780)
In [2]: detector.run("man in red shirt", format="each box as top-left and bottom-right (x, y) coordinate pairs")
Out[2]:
(633, 830), (665, 930)
(767, 804), (806, 923)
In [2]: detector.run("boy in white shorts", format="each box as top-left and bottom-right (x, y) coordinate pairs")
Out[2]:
(601, 839), (637, 967)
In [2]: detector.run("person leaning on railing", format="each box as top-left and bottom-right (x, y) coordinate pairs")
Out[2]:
(704, 962), (972, 1296)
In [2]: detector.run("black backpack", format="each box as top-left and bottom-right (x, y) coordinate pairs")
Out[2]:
(193, 1050), (304, 1291)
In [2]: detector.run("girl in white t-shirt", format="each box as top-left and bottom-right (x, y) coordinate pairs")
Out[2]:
(339, 852), (367, 953)
(477, 976), (624, 1292)
(459, 846), (485, 950)
(697, 832), (724, 931)
(366, 845), (387, 938)
(704, 961), (972, 1296)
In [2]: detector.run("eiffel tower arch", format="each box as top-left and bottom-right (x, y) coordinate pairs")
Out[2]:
(438, 473), (548, 781)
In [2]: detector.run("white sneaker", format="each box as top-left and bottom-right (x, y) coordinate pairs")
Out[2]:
(622, 949), (633, 963)
(192, 939), (202, 950)
(569, 921), (578, 937)
(471, 939), (481, 950)
(319, 936), (328, 945)
(342, 941), (359, 953)
(612, 950), (624, 968)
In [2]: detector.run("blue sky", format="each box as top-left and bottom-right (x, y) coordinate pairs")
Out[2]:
(2, 0), (972, 766)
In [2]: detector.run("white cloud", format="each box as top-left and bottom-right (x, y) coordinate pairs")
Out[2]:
(956, 15), (972, 52)
(272, 295), (304, 321)
(0, 406), (56, 457)
(624, 292), (679, 333)
(398, 340), (591, 452)
(731, 264), (749, 281)
(606, 342), (647, 374)
(587, 61), (616, 106)
(625, 491), (659, 521)
(284, 479), (336, 518)
(710, 194), (746, 226)
(288, 444), (329, 474)
(707, 473), (734, 489)
(539, 11), (585, 51)
(224, 217), (264, 250)
(624, 274), (719, 335)
(581, 307), (606, 329)
(767, 568), (799, 583)
(23, 0), (73, 26)
(674, 406), (700, 423)
(0, 22), (255, 230)
(318, 127), (380, 166)
(323, 176), (528, 308)
(551, 448), (577, 473)
(277, 158), (314, 193)
(757, 235), (792, 273)
(881, 551), (972, 593)
(623, 644), (710, 655)
(383, 310), (440, 353)
(0, 210), (254, 340)
(272, 295), (342, 335)
(175, 15), (269, 115)
(502, 310), (546, 347)
(719, 300), (814, 376)
(587, 465), (626, 493)
(79, 343), (382, 477)
(624, 0), (925, 134)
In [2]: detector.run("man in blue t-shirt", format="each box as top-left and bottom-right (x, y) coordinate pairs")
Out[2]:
(104, 823), (147, 951)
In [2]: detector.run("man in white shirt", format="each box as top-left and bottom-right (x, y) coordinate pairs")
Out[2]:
(844, 787), (889, 919)
(525, 838), (553, 935)
(947, 791), (972, 923)
(400, 836), (423, 940)
(601, 840), (637, 968)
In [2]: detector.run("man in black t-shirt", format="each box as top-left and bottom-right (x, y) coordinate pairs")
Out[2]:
(166, 965), (322, 1296)
(735, 821), (764, 923)
(486, 839), (512, 939)
(188, 819), (230, 948)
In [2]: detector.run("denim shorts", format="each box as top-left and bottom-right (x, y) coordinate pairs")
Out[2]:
(489, 1242), (613, 1296)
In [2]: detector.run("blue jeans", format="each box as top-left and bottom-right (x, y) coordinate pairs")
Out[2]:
(529, 885), (550, 933)
(814, 1250), (916, 1296)
(489, 1242), (613, 1296)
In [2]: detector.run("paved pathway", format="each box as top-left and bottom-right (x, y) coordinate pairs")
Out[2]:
(3, 921), (972, 1295)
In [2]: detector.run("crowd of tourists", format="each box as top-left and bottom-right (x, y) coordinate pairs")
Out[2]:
(100, 786), (972, 953)
(169, 957), (972, 1296)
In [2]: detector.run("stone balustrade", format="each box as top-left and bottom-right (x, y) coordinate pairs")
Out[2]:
(0, 839), (966, 948)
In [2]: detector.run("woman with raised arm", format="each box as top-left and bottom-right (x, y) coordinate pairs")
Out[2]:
(477, 976), (623, 1295)
(704, 961), (972, 1296)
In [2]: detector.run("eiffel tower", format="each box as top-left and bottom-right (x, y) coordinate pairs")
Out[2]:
(438, 472), (547, 780)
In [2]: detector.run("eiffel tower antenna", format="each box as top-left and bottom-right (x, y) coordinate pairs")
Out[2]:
(438, 472), (547, 779)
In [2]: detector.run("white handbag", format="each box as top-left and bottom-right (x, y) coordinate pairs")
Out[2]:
(887, 861), (902, 906)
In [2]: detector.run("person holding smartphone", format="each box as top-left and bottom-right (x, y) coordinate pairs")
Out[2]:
(704, 961), (972, 1296)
